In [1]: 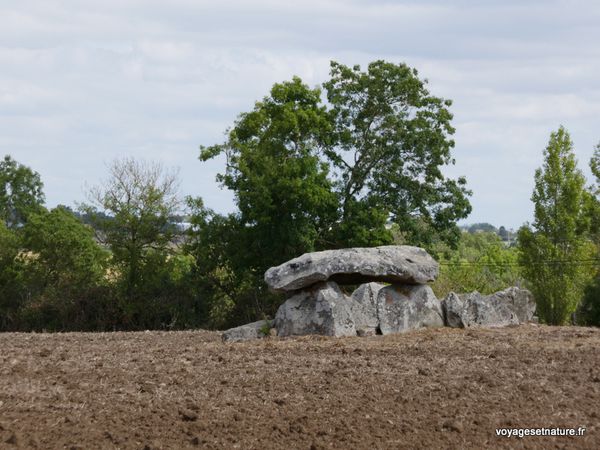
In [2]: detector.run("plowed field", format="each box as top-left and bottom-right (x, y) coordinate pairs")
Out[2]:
(1, 325), (599, 449)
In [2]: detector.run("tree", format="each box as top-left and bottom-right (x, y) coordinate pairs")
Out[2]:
(21, 207), (108, 292)
(82, 158), (181, 302)
(0, 155), (45, 228)
(323, 61), (471, 248)
(16, 207), (110, 330)
(518, 127), (594, 325)
(579, 142), (600, 325)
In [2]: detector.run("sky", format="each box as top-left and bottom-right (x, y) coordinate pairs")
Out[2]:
(1, 0), (600, 230)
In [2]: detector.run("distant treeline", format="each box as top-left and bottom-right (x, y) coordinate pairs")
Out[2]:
(1, 61), (599, 331)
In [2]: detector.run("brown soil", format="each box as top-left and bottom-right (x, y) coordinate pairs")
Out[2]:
(1, 325), (599, 449)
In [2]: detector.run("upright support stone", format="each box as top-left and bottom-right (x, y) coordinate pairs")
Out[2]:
(274, 281), (356, 337)
(350, 282), (385, 336)
(377, 285), (444, 334)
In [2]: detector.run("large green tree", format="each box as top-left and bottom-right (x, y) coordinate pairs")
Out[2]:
(0, 155), (45, 228)
(518, 127), (594, 325)
(323, 61), (471, 248)
(193, 61), (471, 326)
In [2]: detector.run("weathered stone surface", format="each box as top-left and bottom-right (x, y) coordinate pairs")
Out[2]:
(274, 281), (356, 337)
(494, 287), (536, 323)
(350, 282), (385, 336)
(265, 245), (439, 293)
(442, 292), (469, 328)
(377, 285), (444, 334)
(221, 320), (272, 342)
(441, 287), (534, 328)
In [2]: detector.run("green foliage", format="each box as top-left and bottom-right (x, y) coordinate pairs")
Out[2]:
(323, 60), (471, 249)
(21, 207), (108, 291)
(200, 77), (338, 263)
(518, 127), (595, 325)
(579, 142), (600, 325)
(0, 222), (22, 328)
(9, 207), (111, 331)
(431, 231), (523, 297)
(0, 155), (45, 228)
(113, 249), (201, 330)
(185, 198), (280, 328)
(77, 158), (206, 330)
(585, 143), (600, 241)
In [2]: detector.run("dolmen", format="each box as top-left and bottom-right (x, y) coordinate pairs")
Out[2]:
(221, 245), (537, 341)
(266, 245), (444, 338)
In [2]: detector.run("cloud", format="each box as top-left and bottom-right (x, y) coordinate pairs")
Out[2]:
(1, 1), (599, 228)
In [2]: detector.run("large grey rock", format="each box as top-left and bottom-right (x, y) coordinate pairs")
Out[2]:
(265, 245), (439, 293)
(377, 284), (444, 334)
(274, 281), (356, 337)
(350, 282), (385, 336)
(441, 287), (535, 328)
(442, 292), (470, 328)
(494, 287), (536, 323)
(222, 320), (272, 342)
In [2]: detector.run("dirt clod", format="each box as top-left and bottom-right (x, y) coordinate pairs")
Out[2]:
(443, 420), (464, 433)
(179, 409), (198, 422)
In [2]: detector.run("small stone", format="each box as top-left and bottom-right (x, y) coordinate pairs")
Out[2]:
(442, 420), (463, 433)
(222, 320), (272, 343)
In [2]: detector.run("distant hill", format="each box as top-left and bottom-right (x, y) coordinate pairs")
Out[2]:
(460, 222), (516, 244)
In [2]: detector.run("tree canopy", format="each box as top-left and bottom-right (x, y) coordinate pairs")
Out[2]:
(0, 155), (45, 228)
(82, 158), (181, 300)
(518, 127), (594, 325)
(323, 61), (471, 248)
